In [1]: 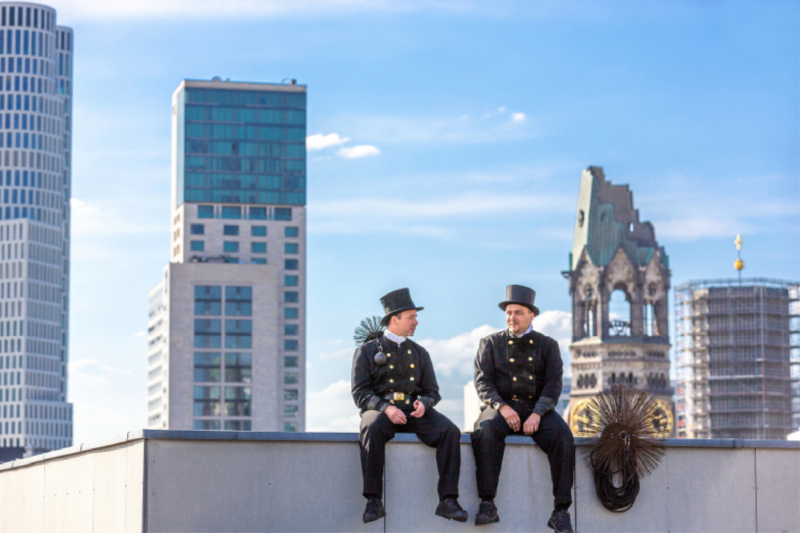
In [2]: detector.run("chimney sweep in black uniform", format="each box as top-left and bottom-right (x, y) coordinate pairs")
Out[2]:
(351, 288), (468, 524)
(470, 285), (575, 533)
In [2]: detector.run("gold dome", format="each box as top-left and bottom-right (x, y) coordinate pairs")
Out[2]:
(734, 259), (745, 271)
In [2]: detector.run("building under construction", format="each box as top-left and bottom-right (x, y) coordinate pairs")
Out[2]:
(676, 278), (800, 439)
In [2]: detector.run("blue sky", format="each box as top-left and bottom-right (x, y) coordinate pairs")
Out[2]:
(52, 0), (799, 441)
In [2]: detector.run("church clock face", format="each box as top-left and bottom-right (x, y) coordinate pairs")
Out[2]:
(569, 399), (595, 437)
(651, 399), (674, 438)
(570, 397), (674, 438)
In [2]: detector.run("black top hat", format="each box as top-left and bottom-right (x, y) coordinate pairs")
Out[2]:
(380, 288), (424, 327)
(498, 284), (540, 316)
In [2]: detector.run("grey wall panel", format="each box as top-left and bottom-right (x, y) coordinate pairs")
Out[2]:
(384, 441), (557, 532)
(145, 439), (372, 533)
(665, 449), (756, 533)
(0, 441), (143, 533)
(756, 449), (800, 533)
(574, 446), (671, 533)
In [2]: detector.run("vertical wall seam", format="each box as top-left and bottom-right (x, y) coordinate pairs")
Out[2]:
(753, 449), (758, 533)
(142, 439), (149, 533)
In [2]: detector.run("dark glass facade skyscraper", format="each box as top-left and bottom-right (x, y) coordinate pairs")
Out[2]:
(175, 82), (306, 207)
(149, 79), (307, 433)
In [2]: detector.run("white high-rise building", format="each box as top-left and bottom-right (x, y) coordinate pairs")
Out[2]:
(0, 3), (74, 451)
(147, 79), (307, 432)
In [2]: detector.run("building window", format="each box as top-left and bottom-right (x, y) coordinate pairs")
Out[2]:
(198, 205), (214, 218)
(285, 226), (299, 237)
(194, 319), (222, 348)
(193, 420), (221, 430)
(222, 206), (242, 219)
(285, 324), (299, 335)
(274, 208), (291, 221)
(193, 386), (221, 416)
(284, 308), (299, 319)
(284, 243), (299, 254)
(224, 420), (251, 431)
(284, 422), (298, 432)
(285, 275), (299, 287)
(194, 352), (221, 382)
(190, 240), (204, 251)
(252, 226), (266, 237)
(251, 258), (267, 265)
(285, 340), (299, 352)
(251, 242), (266, 253)
(194, 285), (222, 316)
(284, 373), (299, 384)
(284, 389), (298, 401)
(223, 241), (239, 253)
(225, 386), (251, 416)
(284, 355), (299, 367)
(225, 319), (252, 348)
(284, 405), (298, 417)
(249, 207), (266, 220)
(223, 225), (239, 236)
(190, 224), (204, 235)
(285, 259), (298, 270)
(225, 286), (252, 316)
(285, 291), (299, 303)
(225, 353), (252, 383)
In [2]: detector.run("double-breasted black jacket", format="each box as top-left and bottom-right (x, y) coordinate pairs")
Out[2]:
(474, 329), (563, 416)
(351, 336), (441, 414)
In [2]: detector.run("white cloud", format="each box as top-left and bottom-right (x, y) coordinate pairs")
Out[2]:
(511, 112), (526, 122)
(312, 191), (572, 219)
(337, 145), (381, 159)
(52, 0), (478, 21)
(307, 379), (361, 432)
(134, 331), (147, 338)
(306, 133), (350, 151)
(342, 112), (538, 145)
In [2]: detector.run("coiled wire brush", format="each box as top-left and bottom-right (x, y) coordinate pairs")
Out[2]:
(582, 386), (666, 512)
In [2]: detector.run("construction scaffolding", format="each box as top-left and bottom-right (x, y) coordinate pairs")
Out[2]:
(675, 278), (800, 439)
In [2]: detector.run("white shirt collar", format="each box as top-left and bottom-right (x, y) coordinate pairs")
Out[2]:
(384, 330), (406, 345)
(512, 324), (533, 338)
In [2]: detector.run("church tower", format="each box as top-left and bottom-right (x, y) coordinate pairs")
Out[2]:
(564, 167), (674, 437)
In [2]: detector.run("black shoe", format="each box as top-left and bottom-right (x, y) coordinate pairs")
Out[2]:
(363, 499), (386, 523)
(474, 500), (499, 526)
(435, 498), (469, 522)
(547, 509), (573, 533)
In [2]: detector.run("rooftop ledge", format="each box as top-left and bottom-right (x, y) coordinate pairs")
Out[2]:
(2, 430), (798, 533)
(3, 430), (799, 471)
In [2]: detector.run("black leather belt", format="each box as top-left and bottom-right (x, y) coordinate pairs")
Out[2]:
(384, 392), (418, 408)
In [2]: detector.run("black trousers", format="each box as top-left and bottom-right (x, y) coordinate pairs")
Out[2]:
(470, 404), (575, 509)
(360, 408), (461, 500)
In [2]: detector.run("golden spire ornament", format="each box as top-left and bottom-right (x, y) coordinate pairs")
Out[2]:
(734, 234), (744, 283)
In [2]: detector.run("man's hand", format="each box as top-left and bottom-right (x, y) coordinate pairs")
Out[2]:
(523, 413), (541, 435)
(385, 405), (407, 425)
(499, 404), (520, 432)
(410, 400), (426, 418)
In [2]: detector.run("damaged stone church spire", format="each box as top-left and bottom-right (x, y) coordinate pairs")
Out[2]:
(564, 167), (674, 437)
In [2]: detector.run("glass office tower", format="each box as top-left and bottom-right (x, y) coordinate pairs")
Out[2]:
(0, 3), (74, 453)
(148, 78), (307, 432)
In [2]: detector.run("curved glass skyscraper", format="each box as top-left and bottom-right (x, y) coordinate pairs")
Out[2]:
(0, 2), (73, 452)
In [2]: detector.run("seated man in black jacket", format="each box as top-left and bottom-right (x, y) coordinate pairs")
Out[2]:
(351, 288), (467, 524)
(470, 285), (574, 533)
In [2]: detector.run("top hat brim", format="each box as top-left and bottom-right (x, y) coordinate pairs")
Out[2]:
(499, 301), (540, 316)
(380, 306), (424, 327)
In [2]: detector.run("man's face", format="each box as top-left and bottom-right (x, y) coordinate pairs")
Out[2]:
(390, 310), (418, 337)
(506, 304), (534, 336)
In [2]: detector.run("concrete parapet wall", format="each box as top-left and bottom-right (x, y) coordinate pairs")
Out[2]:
(0, 431), (798, 533)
